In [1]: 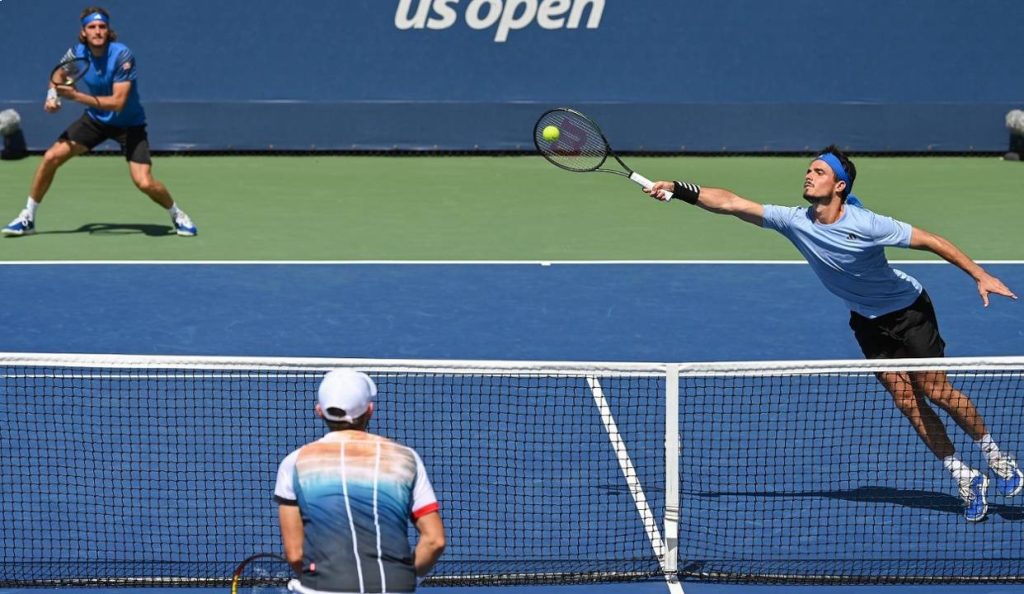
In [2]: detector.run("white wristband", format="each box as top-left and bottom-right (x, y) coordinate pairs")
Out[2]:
(46, 88), (61, 105)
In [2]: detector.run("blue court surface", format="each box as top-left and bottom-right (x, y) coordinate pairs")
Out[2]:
(0, 262), (1020, 361)
(1, 262), (1022, 594)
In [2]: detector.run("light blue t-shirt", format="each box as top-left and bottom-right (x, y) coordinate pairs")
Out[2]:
(762, 204), (923, 318)
(72, 42), (146, 127)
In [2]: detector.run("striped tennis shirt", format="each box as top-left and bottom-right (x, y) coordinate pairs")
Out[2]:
(275, 431), (439, 593)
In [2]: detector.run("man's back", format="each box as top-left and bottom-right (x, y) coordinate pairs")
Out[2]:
(276, 431), (438, 593)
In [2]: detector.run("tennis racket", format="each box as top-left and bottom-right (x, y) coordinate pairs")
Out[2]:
(533, 108), (673, 201)
(50, 50), (90, 87)
(230, 553), (294, 594)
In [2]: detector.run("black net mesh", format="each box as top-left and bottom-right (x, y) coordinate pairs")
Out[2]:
(678, 368), (1024, 583)
(3, 356), (1024, 587)
(0, 360), (664, 587)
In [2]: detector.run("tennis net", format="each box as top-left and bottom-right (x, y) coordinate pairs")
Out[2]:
(1, 353), (1023, 587)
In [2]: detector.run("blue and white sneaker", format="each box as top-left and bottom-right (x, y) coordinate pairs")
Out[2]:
(2, 209), (35, 236)
(172, 210), (197, 237)
(959, 471), (989, 522)
(990, 454), (1024, 497)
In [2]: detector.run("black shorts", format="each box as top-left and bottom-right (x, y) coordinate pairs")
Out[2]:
(849, 291), (946, 359)
(59, 113), (152, 164)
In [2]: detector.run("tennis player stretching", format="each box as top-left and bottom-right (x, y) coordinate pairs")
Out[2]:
(276, 370), (445, 593)
(647, 146), (1020, 522)
(3, 6), (196, 237)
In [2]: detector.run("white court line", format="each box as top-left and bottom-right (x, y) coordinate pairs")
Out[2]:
(586, 377), (684, 594)
(0, 260), (1022, 266)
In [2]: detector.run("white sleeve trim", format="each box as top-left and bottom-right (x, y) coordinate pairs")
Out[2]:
(274, 449), (301, 502)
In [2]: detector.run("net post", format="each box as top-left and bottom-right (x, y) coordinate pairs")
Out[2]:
(663, 364), (681, 581)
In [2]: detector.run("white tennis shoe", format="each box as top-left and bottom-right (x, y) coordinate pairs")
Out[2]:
(2, 209), (35, 236)
(990, 454), (1024, 497)
(958, 470), (989, 522)
(172, 210), (197, 236)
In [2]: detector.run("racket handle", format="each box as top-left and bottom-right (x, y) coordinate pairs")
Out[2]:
(628, 172), (674, 202)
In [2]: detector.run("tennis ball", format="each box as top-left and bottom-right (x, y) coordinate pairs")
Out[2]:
(542, 125), (560, 142)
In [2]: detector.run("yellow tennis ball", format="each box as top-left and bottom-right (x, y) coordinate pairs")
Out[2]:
(542, 125), (560, 142)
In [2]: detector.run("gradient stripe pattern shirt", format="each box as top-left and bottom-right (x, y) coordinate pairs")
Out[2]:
(275, 431), (439, 593)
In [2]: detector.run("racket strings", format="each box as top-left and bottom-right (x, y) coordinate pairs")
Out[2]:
(236, 558), (293, 593)
(534, 111), (610, 172)
(51, 57), (89, 86)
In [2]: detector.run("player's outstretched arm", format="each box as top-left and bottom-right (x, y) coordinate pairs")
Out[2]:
(910, 227), (1018, 307)
(646, 181), (765, 226)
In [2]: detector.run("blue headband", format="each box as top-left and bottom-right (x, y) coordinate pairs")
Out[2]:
(81, 12), (108, 26)
(816, 152), (862, 207)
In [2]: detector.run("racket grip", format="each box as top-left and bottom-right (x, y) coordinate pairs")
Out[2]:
(628, 172), (674, 202)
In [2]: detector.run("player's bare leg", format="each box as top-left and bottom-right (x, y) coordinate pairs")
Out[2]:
(130, 161), (197, 236)
(30, 139), (88, 203)
(3, 140), (86, 236)
(877, 370), (990, 520)
(128, 161), (173, 208)
(877, 371), (956, 458)
(910, 370), (987, 439)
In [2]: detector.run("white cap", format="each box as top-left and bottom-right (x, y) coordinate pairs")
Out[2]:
(317, 369), (377, 423)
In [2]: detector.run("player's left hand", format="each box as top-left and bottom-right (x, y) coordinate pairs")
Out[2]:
(977, 274), (1017, 307)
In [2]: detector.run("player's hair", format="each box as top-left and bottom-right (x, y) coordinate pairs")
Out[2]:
(78, 6), (118, 43)
(323, 409), (371, 432)
(819, 144), (856, 198)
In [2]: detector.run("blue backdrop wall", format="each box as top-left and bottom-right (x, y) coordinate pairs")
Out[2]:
(2, 0), (1022, 151)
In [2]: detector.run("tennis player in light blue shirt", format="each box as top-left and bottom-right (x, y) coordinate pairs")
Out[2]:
(645, 145), (1019, 522)
(761, 198), (923, 319)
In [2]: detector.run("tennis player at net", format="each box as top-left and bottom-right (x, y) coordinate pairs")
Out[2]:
(3, 6), (197, 237)
(275, 370), (445, 593)
(646, 146), (1020, 522)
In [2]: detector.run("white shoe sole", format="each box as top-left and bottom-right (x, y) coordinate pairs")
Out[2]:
(2, 227), (35, 237)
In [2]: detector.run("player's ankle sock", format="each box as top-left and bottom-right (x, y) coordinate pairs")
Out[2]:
(976, 433), (1004, 466)
(167, 203), (181, 217)
(25, 197), (38, 219)
(943, 455), (973, 483)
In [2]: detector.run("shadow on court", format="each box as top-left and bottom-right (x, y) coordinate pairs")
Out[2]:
(38, 222), (174, 237)
(695, 486), (1024, 521)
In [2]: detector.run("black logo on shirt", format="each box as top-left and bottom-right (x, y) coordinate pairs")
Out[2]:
(847, 233), (860, 241)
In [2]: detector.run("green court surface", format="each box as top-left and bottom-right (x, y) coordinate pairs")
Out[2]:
(0, 155), (1021, 261)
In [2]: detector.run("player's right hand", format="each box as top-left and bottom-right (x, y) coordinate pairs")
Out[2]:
(44, 98), (61, 113)
(644, 181), (674, 202)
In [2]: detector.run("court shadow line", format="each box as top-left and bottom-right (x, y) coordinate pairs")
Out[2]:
(39, 222), (174, 237)
(694, 486), (1024, 521)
